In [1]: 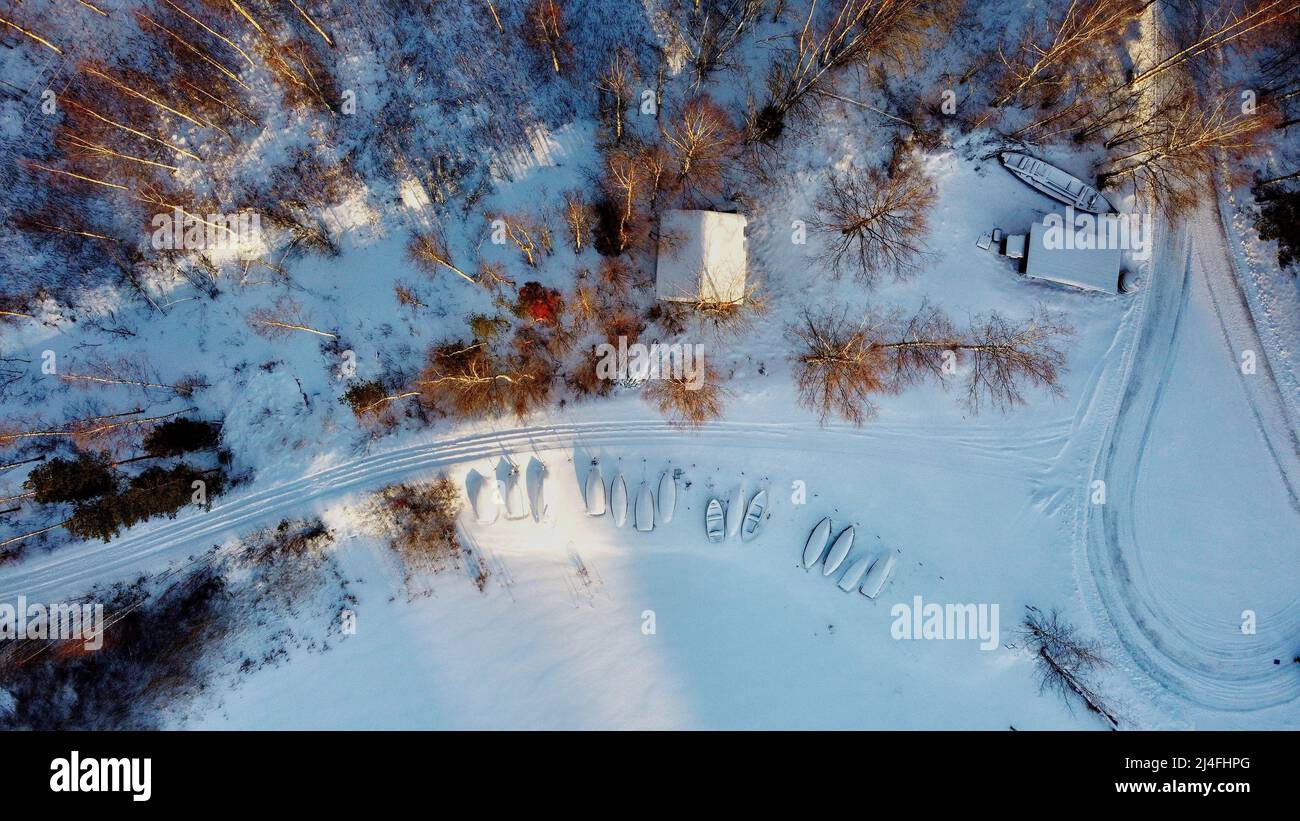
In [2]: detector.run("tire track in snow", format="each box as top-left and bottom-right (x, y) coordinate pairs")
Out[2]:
(1072, 1), (1300, 717)
(0, 415), (1067, 605)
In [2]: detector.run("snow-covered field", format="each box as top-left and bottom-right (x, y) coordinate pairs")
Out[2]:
(0, 0), (1296, 731)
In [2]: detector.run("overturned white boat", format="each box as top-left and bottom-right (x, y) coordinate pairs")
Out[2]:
(504, 467), (527, 520)
(705, 499), (724, 543)
(474, 477), (499, 525)
(837, 556), (871, 592)
(1000, 151), (1113, 214)
(740, 489), (767, 542)
(610, 473), (629, 528)
(860, 553), (896, 599)
(802, 517), (832, 568)
(658, 471), (676, 524)
(533, 463), (550, 521)
(823, 526), (854, 576)
(584, 462), (607, 516)
(635, 482), (655, 532)
(725, 486), (745, 539)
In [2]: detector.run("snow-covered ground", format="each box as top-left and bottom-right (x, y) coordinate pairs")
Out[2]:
(1, 0), (1296, 731)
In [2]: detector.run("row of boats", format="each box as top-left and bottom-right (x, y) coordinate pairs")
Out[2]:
(472, 463), (544, 524)
(583, 461), (671, 532)
(801, 517), (896, 599)
(584, 461), (769, 542)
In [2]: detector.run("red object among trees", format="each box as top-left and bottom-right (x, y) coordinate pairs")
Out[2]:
(517, 281), (564, 324)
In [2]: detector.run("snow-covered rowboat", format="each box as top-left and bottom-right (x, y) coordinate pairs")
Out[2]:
(725, 486), (744, 539)
(533, 463), (549, 521)
(504, 467), (527, 519)
(1000, 152), (1113, 214)
(802, 517), (832, 568)
(474, 477), (499, 525)
(837, 556), (871, 592)
(740, 489), (767, 542)
(584, 463), (606, 516)
(611, 474), (629, 528)
(706, 499), (725, 543)
(822, 526), (855, 576)
(860, 554), (896, 599)
(658, 471), (676, 524)
(635, 482), (655, 532)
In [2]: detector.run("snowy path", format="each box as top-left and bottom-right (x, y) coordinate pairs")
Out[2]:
(1070, 4), (1300, 718)
(1081, 195), (1300, 714)
(0, 414), (1071, 606)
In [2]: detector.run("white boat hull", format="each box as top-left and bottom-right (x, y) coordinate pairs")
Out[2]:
(725, 486), (744, 539)
(837, 557), (871, 592)
(657, 471), (676, 524)
(585, 465), (606, 516)
(635, 482), (655, 532)
(802, 517), (832, 568)
(860, 554), (896, 599)
(504, 470), (527, 519)
(705, 499), (724, 543)
(611, 474), (628, 527)
(474, 478), (499, 525)
(823, 526), (854, 576)
(740, 490), (767, 542)
(1000, 151), (1113, 214)
(533, 466), (549, 521)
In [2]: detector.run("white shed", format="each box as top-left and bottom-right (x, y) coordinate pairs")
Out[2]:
(1025, 216), (1123, 293)
(655, 210), (748, 303)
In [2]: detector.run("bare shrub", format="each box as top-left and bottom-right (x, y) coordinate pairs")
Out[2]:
(369, 478), (462, 574)
(417, 340), (553, 420)
(643, 364), (728, 427)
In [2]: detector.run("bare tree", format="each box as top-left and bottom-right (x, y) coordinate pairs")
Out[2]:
(662, 95), (741, 199)
(959, 307), (1071, 413)
(1129, 0), (1300, 88)
(787, 308), (892, 425)
(787, 304), (1071, 425)
(561, 190), (592, 253)
(58, 355), (208, 398)
(809, 161), (936, 286)
(408, 227), (474, 284)
(482, 0), (505, 33)
(246, 298), (337, 339)
(601, 148), (649, 254)
(492, 211), (551, 267)
(685, 0), (764, 87)
(1019, 605), (1120, 728)
(594, 48), (639, 143)
(368, 478), (463, 574)
(1097, 93), (1276, 212)
(524, 0), (572, 75)
(751, 0), (959, 144)
(989, 0), (1142, 110)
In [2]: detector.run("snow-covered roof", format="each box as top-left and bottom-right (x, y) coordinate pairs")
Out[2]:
(1026, 217), (1122, 293)
(655, 210), (748, 303)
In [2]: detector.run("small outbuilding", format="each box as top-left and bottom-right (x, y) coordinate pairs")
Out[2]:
(655, 209), (748, 304)
(1024, 215), (1124, 294)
